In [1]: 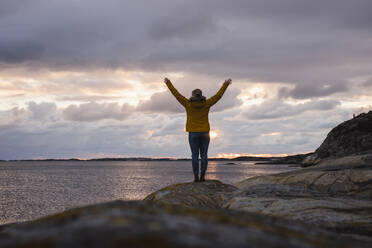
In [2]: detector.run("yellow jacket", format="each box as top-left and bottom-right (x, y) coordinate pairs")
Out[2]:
(166, 82), (229, 132)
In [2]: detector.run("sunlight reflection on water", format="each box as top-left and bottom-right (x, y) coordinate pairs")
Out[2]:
(0, 160), (298, 224)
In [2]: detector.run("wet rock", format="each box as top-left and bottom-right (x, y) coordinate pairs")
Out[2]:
(144, 180), (238, 208)
(1, 200), (371, 248)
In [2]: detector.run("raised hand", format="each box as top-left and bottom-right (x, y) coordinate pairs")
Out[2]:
(164, 77), (171, 84)
(224, 78), (232, 86)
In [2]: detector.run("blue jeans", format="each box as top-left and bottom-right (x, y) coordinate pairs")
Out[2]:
(188, 132), (210, 176)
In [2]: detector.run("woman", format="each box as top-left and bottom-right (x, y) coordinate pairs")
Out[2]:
(164, 77), (232, 182)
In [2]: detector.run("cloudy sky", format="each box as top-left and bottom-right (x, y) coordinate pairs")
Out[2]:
(1, 0), (372, 159)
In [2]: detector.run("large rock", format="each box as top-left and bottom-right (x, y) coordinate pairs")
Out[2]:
(144, 180), (238, 208)
(237, 155), (372, 198)
(225, 184), (372, 236)
(227, 159), (372, 236)
(303, 111), (372, 166)
(1, 200), (371, 248)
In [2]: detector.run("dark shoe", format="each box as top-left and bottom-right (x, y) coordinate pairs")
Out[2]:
(200, 174), (205, 182)
(194, 175), (200, 182)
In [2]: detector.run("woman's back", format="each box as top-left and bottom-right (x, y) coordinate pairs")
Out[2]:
(165, 80), (229, 132)
(185, 101), (211, 132)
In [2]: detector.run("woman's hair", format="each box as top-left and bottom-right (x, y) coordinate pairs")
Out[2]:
(189, 88), (206, 102)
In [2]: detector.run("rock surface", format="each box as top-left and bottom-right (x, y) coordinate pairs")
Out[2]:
(227, 157), (372, 236)
(1, 200), (371, 248)
(144, 180), (237, 208)
(237, 155), (372, 198)
(303, 111), (372, 166)
(256, 153), (312, 165)
(144, 158), (372, 237)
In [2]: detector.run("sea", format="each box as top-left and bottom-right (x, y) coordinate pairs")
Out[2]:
(0, 160), (298, 225)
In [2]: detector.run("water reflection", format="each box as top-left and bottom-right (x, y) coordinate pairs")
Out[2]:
(206, 161), (218, 180)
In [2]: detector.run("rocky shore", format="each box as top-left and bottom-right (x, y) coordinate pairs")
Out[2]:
(1, 112), (371, 247)
(1, 160), (371, 247)
(144, 155), (372, 236)
(0, 155), (372, 247)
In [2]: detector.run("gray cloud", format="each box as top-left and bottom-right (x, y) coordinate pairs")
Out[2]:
(0, 101), (58, 127)
(0, 107), (28, 127)
(63, 102), (133, 122)
(362, 77), (372, 87)
(148, 13), (218, 40)
(0, 0), (371, 98)
(0, 41), (44, 63)
(137, 91), (184, 113)
(56, 95), (123, 102)
(0, 0), (36, 17)
(243, 99), (340, 120)
(0, 97), (352, 159)
(209, 87), (242, 112)
(278, 81), (349, 99)
(28, 102), (57, 122)
(137, 87), (241, 113)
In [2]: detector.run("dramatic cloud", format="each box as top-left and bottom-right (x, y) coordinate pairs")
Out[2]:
(137, 87), (242, 113)
(278, 82), (349, 99)
(63, 102), (134, 122)
(0, 0), (371, 92)
(0, 101), (58, 127)
(243, 99), (340, 120)
(137, 91), (184, 113)
(362, 78), (372, 87)
(0, 107), (28, 127)
(1, 0), (372, 159)
(148, 13), (218, 40)
(28, 102), (57, 122)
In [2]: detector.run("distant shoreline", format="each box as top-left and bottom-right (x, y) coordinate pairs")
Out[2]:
(1, 153), (310, 164)
(3, 157), (268, 162)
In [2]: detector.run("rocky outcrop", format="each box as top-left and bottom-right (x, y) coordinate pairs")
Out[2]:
(237, 155), (372, 198)
(303, 111), (372, 166)
(1, 200), (371, 248)
(317, 111), (372, 158)
(226, 157), (372, 236)
(144, 180), (237, 208)
(144, 156), (372, 237)
(1, 159), (371, 247)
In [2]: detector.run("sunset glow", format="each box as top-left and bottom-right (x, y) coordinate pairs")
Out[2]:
(261, 132), (281, 137)
(216, 153), (291, 159)
(210, 131), (218, 139)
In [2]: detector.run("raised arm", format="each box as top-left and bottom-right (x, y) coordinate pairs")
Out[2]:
(206, 79), (232, 107)
(164, 78), (188, 107)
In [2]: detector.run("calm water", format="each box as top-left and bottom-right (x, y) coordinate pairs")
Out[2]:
(0, 160), (298, 224)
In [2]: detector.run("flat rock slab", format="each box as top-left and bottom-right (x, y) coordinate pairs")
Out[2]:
(236, 164), (372, 199)
(232, 160), (372, 236)
(1, 201), (371, 248)
(225, 184), (372, 236)
(144, 180), (238, 208)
